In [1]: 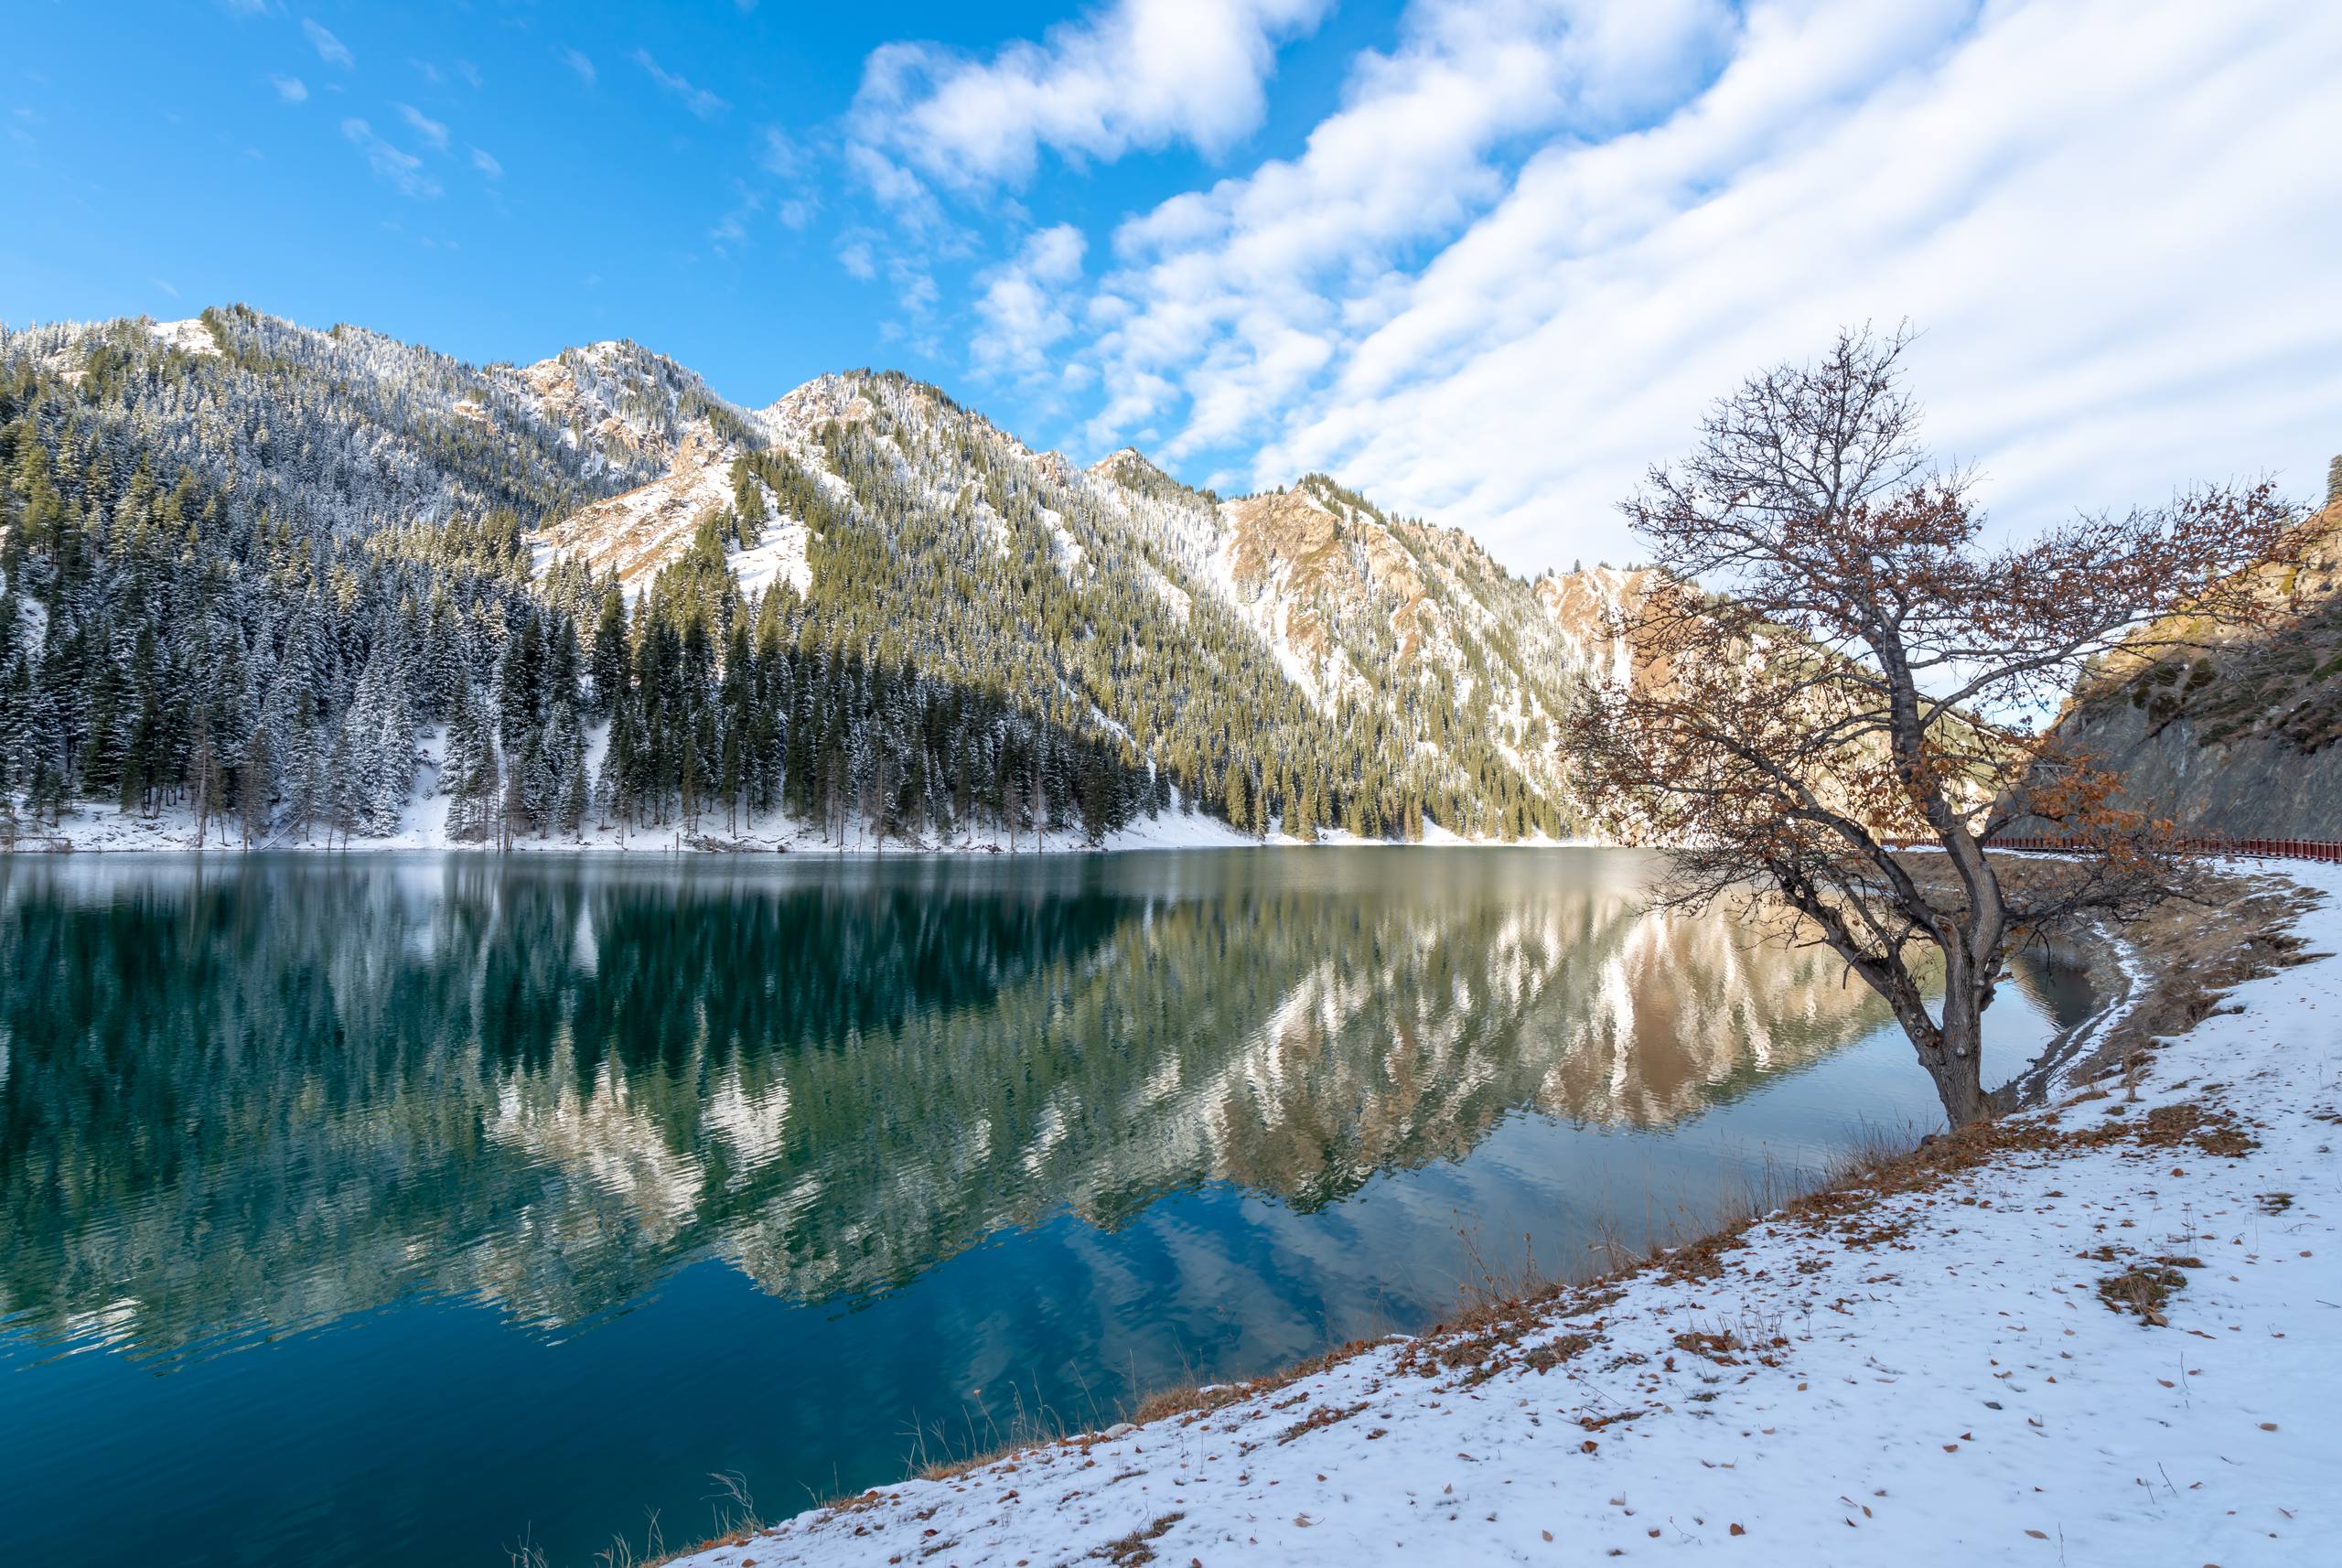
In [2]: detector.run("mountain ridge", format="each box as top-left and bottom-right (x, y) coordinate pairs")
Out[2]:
(0, 305), (1643, 848)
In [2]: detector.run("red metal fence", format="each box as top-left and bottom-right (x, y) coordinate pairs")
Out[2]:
(1988, 835), (2342, 865)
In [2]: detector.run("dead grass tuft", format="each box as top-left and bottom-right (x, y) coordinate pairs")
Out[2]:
(2097, 1262), (2189, 1326)
(1521, 1333), (1595, 1374)
(1670, 1329), (1743, 1363)
(1090, 1511), (1185, 1566)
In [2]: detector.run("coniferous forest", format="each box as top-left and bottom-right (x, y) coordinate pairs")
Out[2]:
(0, 306), (1595, 850)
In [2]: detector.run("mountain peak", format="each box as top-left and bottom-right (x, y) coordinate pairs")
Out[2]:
(1093, 446), (1158, 475)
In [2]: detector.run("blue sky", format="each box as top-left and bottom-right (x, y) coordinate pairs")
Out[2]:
(6, 1), (2340, 572)
(0, 1), (1230, 391)
(1, 3), (1404, 409)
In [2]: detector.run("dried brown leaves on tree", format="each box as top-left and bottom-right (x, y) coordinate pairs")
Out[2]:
(1570, 325), (2297, 1125)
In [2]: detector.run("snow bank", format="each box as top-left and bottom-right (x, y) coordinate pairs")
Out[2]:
(15, 786), (1582, 857)
(147, 317), (219, 358)
(670, 863), (2341, 1568)
(14, 799), (1263, 856)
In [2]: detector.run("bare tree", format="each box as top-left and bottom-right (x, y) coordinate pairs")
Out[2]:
(188, 717), (220, 850)
(1570, 326), (2296, 1126)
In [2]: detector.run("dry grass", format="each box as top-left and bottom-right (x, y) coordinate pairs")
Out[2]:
(1089, 1510), (1185, 1566)
(901, 1377), (1081, 1484)
(2138, 1101), (2261, 1157)
(1372, 1074), (2284, 1394)
(2096, 1261), (2192, 1326)
(2039, 868), (2320, 1097)
(523, 1472), (772, 1568)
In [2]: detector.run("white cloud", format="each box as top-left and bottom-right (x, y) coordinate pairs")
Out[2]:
(850, 0), (1328, 196)
(1013, 0), (2342, 573)
(560, 48), (596, 89)
(755, 128), (819, 229)
(268, 73), (307, 104)
(844, 141), (955, 239)
(972, 224), (1090, 380)
(341, 117), (439, 199)
(470, 146), (502, 179)
(1268, 0), (2342, 569)
(708, 184), (766, 254)
(1075, 0), (1735, 460)
(756, 126), (803, 179)
(302, 18), (352, 70)
(837, 235), (878, 281)
(394, 102), (448, 151)
(633, 48), (727, 120)
(888, 254), (940, 319)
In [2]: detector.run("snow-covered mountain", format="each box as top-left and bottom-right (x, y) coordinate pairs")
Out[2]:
(0, 306), (1653, 848)
(532, 362), (1638, 836)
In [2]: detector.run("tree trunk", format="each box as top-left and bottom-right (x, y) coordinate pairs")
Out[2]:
(1918, 972), (1990, 1128)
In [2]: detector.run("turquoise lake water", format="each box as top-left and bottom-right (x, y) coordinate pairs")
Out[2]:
(0, 849), (2090, 1566)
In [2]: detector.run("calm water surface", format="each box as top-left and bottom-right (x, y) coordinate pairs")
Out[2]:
(0, 849), (2090, 1567)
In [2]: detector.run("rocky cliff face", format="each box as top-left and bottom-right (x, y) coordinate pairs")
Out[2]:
(2053, 493), (2342, 838)
(2054, 701), (2342, 838)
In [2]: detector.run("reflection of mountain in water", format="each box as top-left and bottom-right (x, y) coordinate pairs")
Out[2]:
(0, 854), (1911, 1359)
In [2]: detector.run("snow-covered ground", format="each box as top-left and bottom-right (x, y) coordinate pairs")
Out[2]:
(13, 774), (1585, 856)
(670, 863), (2341, 1568)
(10, 796), (1270, 856)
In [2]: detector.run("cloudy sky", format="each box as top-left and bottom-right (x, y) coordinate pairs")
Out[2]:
(6, 0), (2338, 569)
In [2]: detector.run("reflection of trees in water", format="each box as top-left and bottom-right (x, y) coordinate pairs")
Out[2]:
(0, 856), (1895, 1359)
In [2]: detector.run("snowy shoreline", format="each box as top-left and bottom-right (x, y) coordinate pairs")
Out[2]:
(2, 797), (1596, 856)
(661, 860), (2340, 1568)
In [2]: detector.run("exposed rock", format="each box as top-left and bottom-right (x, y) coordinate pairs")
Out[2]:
(2054, 495), (2342, 838)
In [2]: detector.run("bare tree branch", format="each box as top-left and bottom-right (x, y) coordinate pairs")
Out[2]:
(1568, 325), (2298, 1125)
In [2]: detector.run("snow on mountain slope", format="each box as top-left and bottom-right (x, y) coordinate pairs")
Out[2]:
(146, 317), (219, 358)
(1, 308), (704, 537)
(1071, 456), (1620, 816)
(530, 424), (761, 594)
(7, 306), (1628, 838)
(524, 362), (876, 598)
(502, 338), (760, 478)
(1535, 563), (1663, 691)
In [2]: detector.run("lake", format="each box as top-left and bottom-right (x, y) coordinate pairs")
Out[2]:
(0, 849), (2091, 1567)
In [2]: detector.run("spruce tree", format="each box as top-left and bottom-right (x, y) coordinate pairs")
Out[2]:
(587, 579), (628, 720)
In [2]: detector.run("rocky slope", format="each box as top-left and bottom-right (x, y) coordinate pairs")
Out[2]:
(531, 360), (1639, 838)
(2053, 493), (2342, 838)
